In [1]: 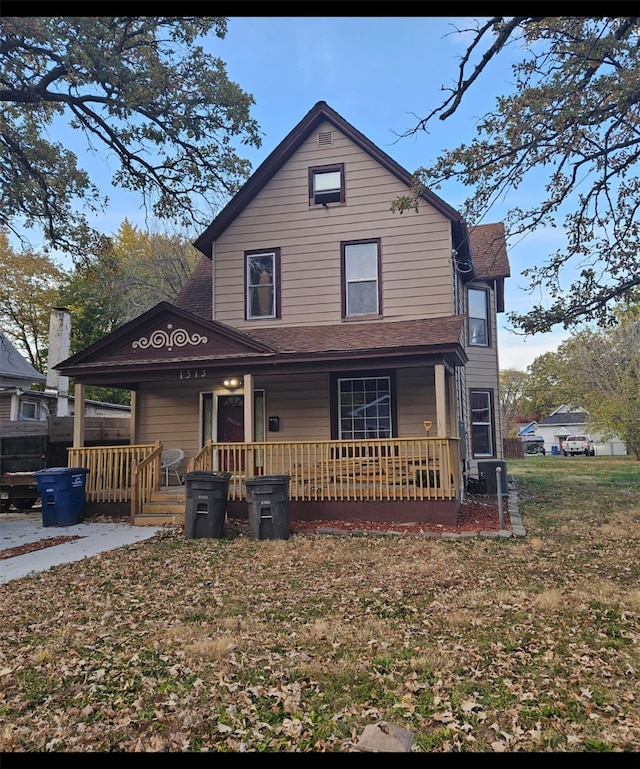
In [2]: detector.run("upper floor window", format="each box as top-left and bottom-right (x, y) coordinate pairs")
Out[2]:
(245, 248), (281, 320)
(309, 163), (345, 206)
(341, 239), (381, 317)
(468, 287), (490, 346)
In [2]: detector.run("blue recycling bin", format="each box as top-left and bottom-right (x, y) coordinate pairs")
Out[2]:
(551, 446), (559, 456)
(34, 467), (90, 527)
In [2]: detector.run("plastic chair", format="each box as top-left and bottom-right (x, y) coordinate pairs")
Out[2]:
(160, 449), (184, 486)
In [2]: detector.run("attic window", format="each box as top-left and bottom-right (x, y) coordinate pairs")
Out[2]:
(318, 130), (333, 146)
(309, 163), (345, 206)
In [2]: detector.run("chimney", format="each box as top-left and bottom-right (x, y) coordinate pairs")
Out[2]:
(45, 307), (71, 417)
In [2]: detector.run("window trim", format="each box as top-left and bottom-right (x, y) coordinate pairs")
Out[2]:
(330, 370), (397, 440)
(469, 388), (495, 458)
(468, 286), (490, 347)
(308, 163), (345, 206)
(244, 247), (281, 320)
(340, 238), (382, 318)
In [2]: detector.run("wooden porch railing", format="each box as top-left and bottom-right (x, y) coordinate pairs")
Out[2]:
(68, 443), (159, 505)
(130, 442), (162, 523)
(192, 437), (461, 502)
(67, 437), (461, 511)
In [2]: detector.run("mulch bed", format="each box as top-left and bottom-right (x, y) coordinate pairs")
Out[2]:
(226, 495), (510, 536)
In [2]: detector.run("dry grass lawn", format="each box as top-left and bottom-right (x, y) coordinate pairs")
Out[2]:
(1, 456), (638, 752)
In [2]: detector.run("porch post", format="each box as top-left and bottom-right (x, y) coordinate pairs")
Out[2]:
(435, 364), (446, 437)
(130, 390), (138, 444)
(73, 382), (85, 447)
(243, 374), (254, 441)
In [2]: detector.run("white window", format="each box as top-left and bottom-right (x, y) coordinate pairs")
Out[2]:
(470, 389), (494, 457)
(338, 376), (391, 440)
(468, 287), (489, 346)
(342, 240), (380, 317)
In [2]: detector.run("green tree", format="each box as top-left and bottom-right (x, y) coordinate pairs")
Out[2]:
(0, 230), (66, 372)
(1, 17), (261, 256)
(522, 350), (569, 419)
(111, 220), (201, 322)
(499, 368), (530, 436)
(394, 17), (640, 334)
(555, 321), (640, 460)
(59, 222), (199, 404)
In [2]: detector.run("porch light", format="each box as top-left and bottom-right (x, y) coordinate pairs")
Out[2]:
(223, 378), (241, 389)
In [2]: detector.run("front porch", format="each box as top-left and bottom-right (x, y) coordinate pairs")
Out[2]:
(68, 436), (462, 527)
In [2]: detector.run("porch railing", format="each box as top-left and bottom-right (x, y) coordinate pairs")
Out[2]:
(68, 437), (461, 510)
(192, 437), (461, 502)
(68, 443), (159, 504)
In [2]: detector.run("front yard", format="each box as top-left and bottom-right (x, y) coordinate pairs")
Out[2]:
(1, 456), (638, 752)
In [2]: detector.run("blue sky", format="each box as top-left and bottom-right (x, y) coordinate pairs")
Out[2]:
(45, 16), (573, 371)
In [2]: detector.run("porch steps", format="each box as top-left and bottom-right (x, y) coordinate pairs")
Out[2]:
(135, 487), (185, 527)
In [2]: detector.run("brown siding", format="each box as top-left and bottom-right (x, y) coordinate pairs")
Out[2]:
(136, 381), (203, 470)
(254, 373), (331, 441)
(213, 121), (454, 327)
(135, 368), (445, 457)
(0, 395), (12, 421)
(397, 367), (437, 437)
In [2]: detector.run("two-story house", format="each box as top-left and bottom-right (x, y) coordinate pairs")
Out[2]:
(57, 101), (510, 525)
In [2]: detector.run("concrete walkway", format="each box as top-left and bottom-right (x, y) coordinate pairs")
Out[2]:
(0, 512), (162, 584)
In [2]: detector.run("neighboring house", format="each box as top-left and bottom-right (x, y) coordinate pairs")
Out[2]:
(1, 331), (130, 475)
(0, 333), (47, 422)
(536, 405), (628, 456)
(0, 332), (130, 423)
(56, 101), (511, 524)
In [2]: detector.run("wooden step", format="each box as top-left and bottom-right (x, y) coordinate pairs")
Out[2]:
(134, 513), (184, 527)
(135, 486), (186, 526)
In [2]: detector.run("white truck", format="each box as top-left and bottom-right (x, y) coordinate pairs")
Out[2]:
(562, 435), (595, 456)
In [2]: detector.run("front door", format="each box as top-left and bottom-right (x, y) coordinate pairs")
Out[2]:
(217, 394), (245, 470)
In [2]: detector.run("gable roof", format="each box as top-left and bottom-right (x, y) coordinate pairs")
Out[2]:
(538, 411), (588, 427)
(0, 333), (46, 387)
(193, 100), (468, 258)
(56, 301), (275, 372)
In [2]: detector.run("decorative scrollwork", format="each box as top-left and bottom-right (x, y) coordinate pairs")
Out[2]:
(132, 323), (208, 351)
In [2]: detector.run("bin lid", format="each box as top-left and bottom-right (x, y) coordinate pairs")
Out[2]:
(245, 475), (291, 485)
(185, 470), (232, 481)
(34, 467), (89, 475)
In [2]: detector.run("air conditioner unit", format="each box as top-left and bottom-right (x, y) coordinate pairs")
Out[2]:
(477, 460), (507, 495)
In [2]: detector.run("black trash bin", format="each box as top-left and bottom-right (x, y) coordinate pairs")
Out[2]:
(184, 471), (232, 539)
(34, 467), (90, 527)
(245, 475), (291, 541)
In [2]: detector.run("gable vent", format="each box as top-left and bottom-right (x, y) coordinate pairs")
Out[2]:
(318, 130), (333, 146)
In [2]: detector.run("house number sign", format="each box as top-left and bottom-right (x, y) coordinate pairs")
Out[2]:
(178, 369), (207, 380)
